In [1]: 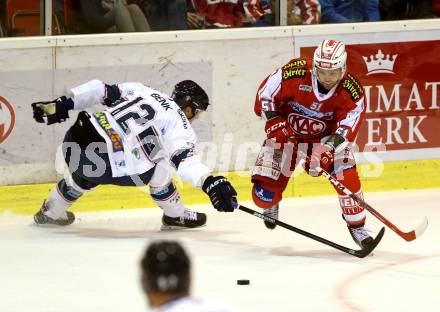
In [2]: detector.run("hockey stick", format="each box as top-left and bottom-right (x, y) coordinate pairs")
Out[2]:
(237, 204), (385, 258)
(298, 150), (428, 242)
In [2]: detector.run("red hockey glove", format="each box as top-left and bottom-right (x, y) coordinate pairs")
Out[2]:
(265, 116), (294, 143)
(307, 143), (334, 177)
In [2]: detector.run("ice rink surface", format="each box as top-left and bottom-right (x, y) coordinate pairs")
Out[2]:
(1, 189), (439, 312)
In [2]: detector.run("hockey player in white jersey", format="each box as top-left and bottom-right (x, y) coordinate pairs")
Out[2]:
(141, 240), (235, 312)
(31, 79), (238, 229)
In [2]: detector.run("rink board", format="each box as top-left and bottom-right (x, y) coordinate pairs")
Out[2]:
(1, 158), (439, 215)
(1, 20), (440, 186)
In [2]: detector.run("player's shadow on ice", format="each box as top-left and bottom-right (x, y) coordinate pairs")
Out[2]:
(269, 246), (418, 262)
(67, 227), (255, 248)
(47, 214), (261, 247)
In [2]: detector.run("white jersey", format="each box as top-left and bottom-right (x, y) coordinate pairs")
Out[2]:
(152, 297), (235, 312)
(69, 79), (211, 188)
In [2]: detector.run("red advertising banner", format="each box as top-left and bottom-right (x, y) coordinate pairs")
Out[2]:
(301, 40), (440, 152)
(0, 96), (15, 144)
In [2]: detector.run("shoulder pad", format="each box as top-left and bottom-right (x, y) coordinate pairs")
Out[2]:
(281, 58), (308, 80)
(341, 73), (364, 101)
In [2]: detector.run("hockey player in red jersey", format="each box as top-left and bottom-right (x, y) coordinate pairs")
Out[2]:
(252, 39), (373, 248)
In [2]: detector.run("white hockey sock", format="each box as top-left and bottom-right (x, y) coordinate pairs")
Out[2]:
(150, 183), (185, 218)
(45, 186), (75, 220)
(149, 161), (185, 218)
(339, 190), (366, 227)
(44, 178), (89, 220)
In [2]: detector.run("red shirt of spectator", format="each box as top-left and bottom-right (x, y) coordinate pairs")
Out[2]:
(191, 0), (245, 28)
(434, 0), (440, 15)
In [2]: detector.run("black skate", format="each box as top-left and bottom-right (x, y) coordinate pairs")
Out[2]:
(34, 200), (75, 226)
(348, 225), (374, 248)
(161, 209), (207, 230)
(263, 205), (279, 230)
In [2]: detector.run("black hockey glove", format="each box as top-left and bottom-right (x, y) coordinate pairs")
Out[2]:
(202, 175), (238, 212)
(32, 96), (73, 125)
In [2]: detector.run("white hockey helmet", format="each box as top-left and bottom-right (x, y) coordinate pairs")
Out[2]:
(313, 39), (347, 74)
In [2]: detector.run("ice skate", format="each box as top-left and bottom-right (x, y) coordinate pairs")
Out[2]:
(161, 209), (207, 230)
(263, 204), (278, 229)
(348, 224), (373, 248)
(34, 200), (75, 226)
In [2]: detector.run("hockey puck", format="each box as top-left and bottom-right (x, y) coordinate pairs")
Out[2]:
(237, 279), (250, 285)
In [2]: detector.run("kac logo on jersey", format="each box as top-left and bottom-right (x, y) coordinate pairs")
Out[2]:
(287, 113), (326, 136)
(0, 96), (15, 144)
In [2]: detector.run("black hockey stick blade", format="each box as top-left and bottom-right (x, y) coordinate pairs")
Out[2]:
(237, 204), (385, 258)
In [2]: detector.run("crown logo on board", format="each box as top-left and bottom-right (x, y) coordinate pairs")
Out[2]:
(362, 49), (397, 75)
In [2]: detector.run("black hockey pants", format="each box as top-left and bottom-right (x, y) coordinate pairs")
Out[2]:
(62, 111), (155, 190)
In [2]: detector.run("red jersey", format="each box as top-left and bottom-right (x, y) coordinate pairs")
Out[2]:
(191, 0), (245, 28)
(290, 0), (321, 24)
(243, 0), (266, 23)
(255, 57), (365, 143)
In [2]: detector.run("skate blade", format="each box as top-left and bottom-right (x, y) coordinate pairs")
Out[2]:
(160, 224), (207, 231)
(33, 217), (75, 227)
(32, 222), (71, 228)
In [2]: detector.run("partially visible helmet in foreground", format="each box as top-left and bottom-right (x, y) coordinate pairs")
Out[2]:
(141, 240), (190, 294)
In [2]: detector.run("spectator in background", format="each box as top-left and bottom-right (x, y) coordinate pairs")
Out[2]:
(141, 240), (235, 312)
(434, 0), (440, 16)
(380, 0), (437, 20)
(186, 1), (205, 29)
(80, 0), (150, 33)
(320, 0), (380, 23)
(191, 0), (246, 28)
(287, 0), (320, 25)
(131, 0), (189, 30)
(243, 0), (275, 26)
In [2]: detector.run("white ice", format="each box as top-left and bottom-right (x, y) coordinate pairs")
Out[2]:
(1, 189), (439, 312)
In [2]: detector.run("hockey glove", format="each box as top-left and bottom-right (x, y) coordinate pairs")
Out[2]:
(306, 143), (334, 177)
(32, 96), (73, 125)
(202, 175), (238, 212)
(265, 116), (294, 143)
